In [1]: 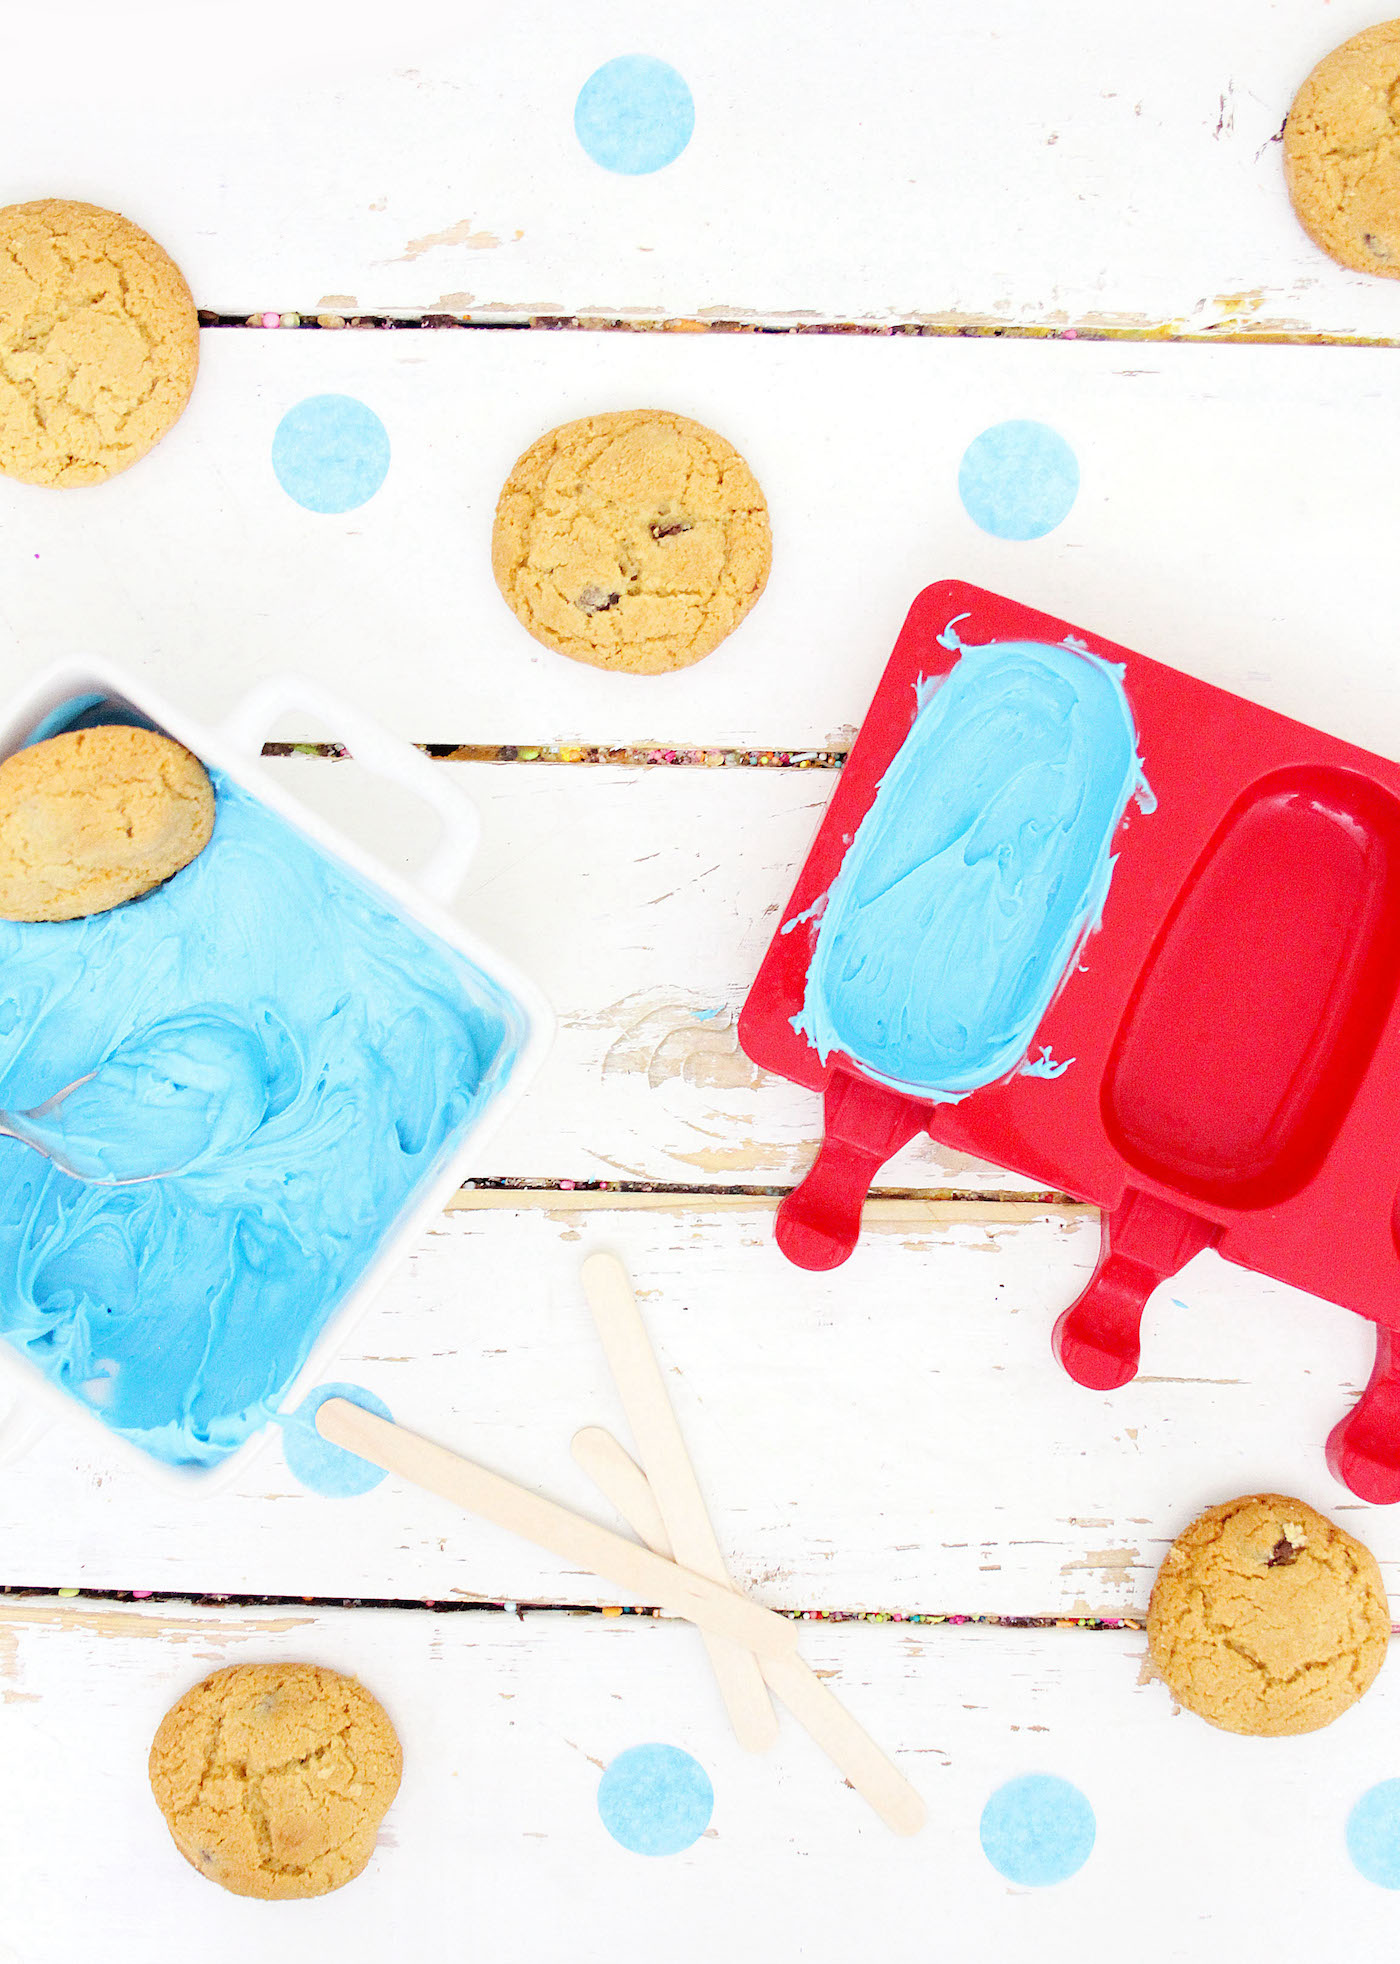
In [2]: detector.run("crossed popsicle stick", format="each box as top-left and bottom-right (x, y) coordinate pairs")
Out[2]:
(316, 1252), (924, 1837)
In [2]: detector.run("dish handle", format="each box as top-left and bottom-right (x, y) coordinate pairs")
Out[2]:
(220, 677), (480, 906)
(0, 1394), (51, 1467)
(775, 1067), (931, 1270)
(1053, 1188), (1218, 1390)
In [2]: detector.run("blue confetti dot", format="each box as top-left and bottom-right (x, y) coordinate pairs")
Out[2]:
(1348, 1781), (1400, 1887)
(597, 1744), (713, 1856)
(277, 1382), (392, 1497)
(272, 395), (390, 513)
(980, 1774), (1095, 1886)
(575, 56), (694, 174)
(958, 420), (1080, 541)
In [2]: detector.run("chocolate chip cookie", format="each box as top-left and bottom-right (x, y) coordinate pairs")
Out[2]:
(0, 199), (199, 486)
(491, 408), (771, 674)
(148, 1662), (402, 1899)
(1147, 1493), (1390, 1735)
(1284, 19), (1400, 279)
(0, 725), (215, 922)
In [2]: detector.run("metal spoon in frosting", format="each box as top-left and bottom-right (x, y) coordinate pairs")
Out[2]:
(0, 1011), (271, 1186)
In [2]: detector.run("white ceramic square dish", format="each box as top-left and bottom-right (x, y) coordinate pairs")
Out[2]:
(0, 660), (552, 1494)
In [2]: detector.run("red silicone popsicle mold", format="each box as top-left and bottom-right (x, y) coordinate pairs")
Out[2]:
(739, 582), (1400, 1502)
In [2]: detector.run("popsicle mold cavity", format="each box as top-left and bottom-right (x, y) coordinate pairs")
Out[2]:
(0, 757), (523, 1467)
(1106, 765), (1400, 1209)
(793, 638), (1146, 1098)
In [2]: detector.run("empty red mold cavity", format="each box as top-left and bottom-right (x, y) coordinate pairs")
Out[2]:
(1104, 766), (1400, 1210)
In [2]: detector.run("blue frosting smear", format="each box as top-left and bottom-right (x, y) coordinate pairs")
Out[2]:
(0, 763), (522, 1468)
(793, 638), (1147, 1099)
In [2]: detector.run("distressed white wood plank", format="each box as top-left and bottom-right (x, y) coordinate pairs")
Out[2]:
(3, 1600), (1398, 1964)
(8, 0), (1400, 339)
(261, 755), (1028, 1192)
(0, 1207), (1391, 1614)
(4, 329), (1400, 754)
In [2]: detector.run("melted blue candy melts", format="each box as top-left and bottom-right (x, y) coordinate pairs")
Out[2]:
(795, 638), (1146, 1099)
(272, 395), (391, 513)
(980, 1774), (1095, 1886)
(958, 420), (1079, 540)
(575, 57), (694, 174)
(277, 1383), (392, 1497)
(0, 761), (522, 1469)
(597, 1744), (713, 1855)
(22, 1012), (272, 1184)
(1348, 1781), (1400, 1887)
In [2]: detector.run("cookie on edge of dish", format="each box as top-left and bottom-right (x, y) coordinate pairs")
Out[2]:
(0, 198), (199, 486)
(0, 725), (215, 922)
(1284, 18), (1400, 279)
(1146, 1493), (1390, 1736)
(148, 1662), (403, 1900)
(491, 408), (772, 674)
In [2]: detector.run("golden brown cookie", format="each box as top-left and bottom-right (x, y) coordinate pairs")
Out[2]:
(491, 408), (771, 674)
(148, 1662), (402, 1900)
(1147, 1493), (1390, 1736)
(0, 725), (215, 922)
(0, 198), (199, 485)
(1284, 19), (1400, 279)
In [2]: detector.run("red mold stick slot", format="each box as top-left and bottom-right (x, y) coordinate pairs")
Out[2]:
(739, 581), (1400, 1502)
(775, 1069), (930, 1272)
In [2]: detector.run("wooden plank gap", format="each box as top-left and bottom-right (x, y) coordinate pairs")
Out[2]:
(0, 1591), (1144, 1631)
(196, 312), (1400, 350)
(445, 1189), (1095, 1224)
(261, 741), (847, 767)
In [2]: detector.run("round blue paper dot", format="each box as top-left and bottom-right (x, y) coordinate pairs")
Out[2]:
(272, 395), (390, 513)
(597, 1744), (713, 1856)
(980, 1774), (1095, 1886)
(1348, 1781), (1400, 1887)
(958, 419), (1079, 540)
(277, 1382), (392, 1497)
(575, 57), (694, 174)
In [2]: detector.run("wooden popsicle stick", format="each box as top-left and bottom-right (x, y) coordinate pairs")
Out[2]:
(580, 1252), (779, 1755)
(574, 1423), (926, 1839)
(314, 1398), (797, 1660)
(758, 1651), (926, 1839)
(572, 1424), (668, 1551)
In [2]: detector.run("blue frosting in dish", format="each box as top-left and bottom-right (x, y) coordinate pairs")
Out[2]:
(11, 1012), (273, 1183)
(793, 638), (1147, 1098)
(0, 757), (522, 1468)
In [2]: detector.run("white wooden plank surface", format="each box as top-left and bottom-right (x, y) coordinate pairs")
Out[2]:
(9, 6), (1400, 1940)
(3, 1598), (1397, 1964)
(8, 0), (1400, 340)
(0, 1205), (1390, 1614)
(4, 329), (1399, 752)
(263, 756), (1029, 1192)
